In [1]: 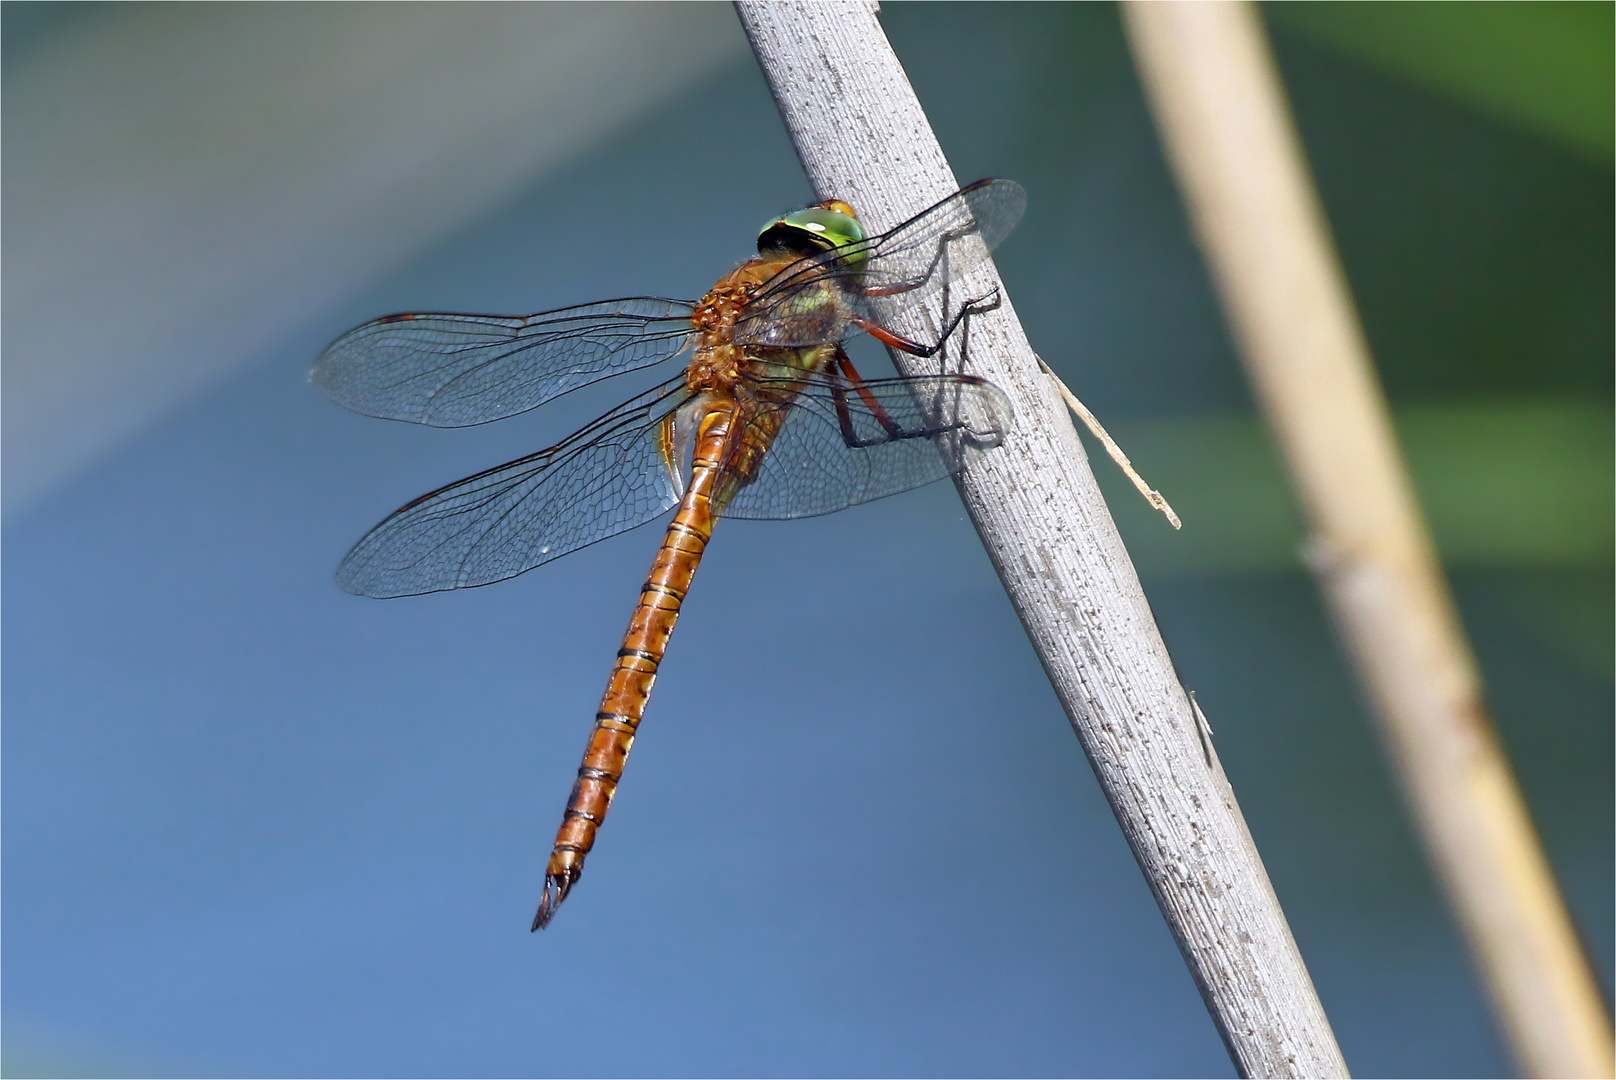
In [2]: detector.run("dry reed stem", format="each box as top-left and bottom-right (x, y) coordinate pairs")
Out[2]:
(736, 3), (1347, 1075)
(1122, 5), (1614, 1077)
(1037, 355), (1182, 529)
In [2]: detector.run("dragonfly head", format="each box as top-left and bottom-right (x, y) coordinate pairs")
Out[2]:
(757, 199), (867, 261)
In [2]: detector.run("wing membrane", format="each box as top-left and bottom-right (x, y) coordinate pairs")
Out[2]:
(337, 377), (689, 597)
(733, 179), (1026, 349)
(313, 297), (694, 427)
(722, 372), (1012, 520)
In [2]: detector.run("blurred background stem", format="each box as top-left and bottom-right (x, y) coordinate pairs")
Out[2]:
(1121, 4), (1614, 1076)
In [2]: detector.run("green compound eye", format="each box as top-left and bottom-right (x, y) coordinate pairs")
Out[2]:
(757, 204), (867, 259)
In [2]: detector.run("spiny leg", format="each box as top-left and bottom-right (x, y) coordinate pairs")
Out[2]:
(859, 221), (985, 300)
(852, 287), (1001, 362)
(827, 346), (906, 448)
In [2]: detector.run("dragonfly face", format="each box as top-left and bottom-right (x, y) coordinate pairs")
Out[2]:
(756, 200), (866, 259)
(313, 179), (1026, 929)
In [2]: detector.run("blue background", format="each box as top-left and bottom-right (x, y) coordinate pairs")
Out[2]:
(5, 4), (1610, 1077)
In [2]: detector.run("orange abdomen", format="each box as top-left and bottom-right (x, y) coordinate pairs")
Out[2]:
(530, 398), (738, 930)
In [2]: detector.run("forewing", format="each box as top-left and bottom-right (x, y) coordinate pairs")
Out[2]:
(337, 378), (689, 597)
(313, 297), (694, 427)
(732, 179), (1026, 348)
(721, 373), (1012, 520)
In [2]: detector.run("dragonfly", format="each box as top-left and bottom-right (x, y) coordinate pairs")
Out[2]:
(313, 178), (1025, 930)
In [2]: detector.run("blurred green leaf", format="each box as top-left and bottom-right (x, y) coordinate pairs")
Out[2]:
(1264, 1), (1614, 160)
(1095, 398), (1614, 575)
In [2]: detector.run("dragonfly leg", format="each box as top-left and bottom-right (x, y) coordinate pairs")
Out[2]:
(823, 345), (1001, 453)
(827, 347), (906, 447)
(852, 287), (1001, 360)
(858, 222), (981, 299)
(836, 349), (901, 433)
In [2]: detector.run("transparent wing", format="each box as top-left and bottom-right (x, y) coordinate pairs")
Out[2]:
(732, 179), (1026, 348)
(313, 297), (695, 427)
(721, 372), (1012, 520)
(337, 377), (690, 597)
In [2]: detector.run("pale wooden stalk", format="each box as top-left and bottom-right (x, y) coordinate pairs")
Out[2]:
(735, 4), (1347, 1076)
(1120, 5), (1615, 1078)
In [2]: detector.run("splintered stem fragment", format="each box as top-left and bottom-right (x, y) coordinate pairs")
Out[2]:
(1038, 356), (1181, 529)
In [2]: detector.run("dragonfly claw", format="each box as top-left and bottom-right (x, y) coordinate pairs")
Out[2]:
(530, 870), (577, 931)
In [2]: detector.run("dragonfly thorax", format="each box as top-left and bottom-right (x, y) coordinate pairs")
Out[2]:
(686, 255), (799, 393)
